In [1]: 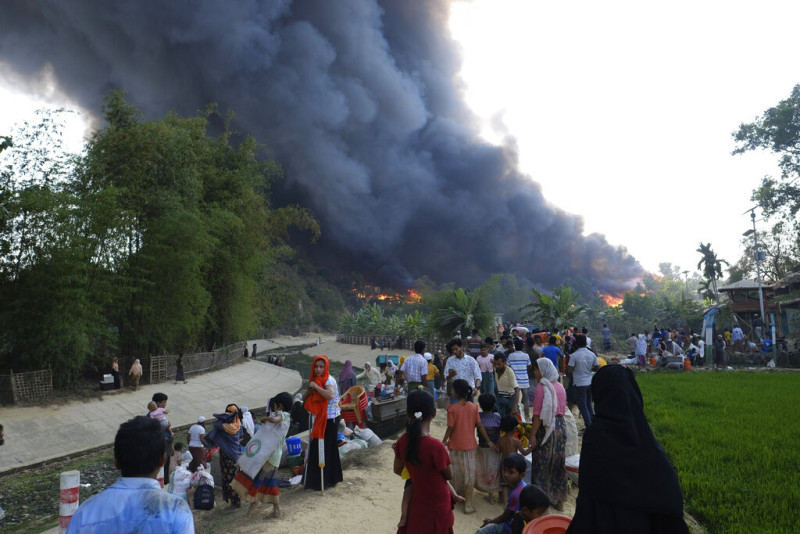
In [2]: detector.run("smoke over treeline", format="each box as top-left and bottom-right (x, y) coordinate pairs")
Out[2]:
(0, 0), (643, 293)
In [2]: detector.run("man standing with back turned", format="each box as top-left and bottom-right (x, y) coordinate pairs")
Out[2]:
(401, 339), (429, 392)
(67, 416), (194, 533)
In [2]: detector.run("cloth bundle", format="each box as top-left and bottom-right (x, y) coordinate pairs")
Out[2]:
(189, 465), (214, 487)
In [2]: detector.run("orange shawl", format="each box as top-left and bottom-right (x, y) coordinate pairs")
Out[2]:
(304, 355), (332, 439)
(223, 404), (241, 435)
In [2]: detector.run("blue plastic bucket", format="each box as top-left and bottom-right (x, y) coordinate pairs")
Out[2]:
(286, 436), (302, 455)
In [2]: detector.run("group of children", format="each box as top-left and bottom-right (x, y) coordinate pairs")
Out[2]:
(394, 390), (550, 534)
(395, 384), (556, 534)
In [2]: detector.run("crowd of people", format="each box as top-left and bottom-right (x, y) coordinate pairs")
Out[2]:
(61, 325), (696, 533)
(64, 351), (348, 532)
(616, 320), (782, 371)
(388, 330), (691, 534)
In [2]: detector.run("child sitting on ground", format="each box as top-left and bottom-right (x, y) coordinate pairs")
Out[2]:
(147, 400), (172, 437)
(476, 454), (548, 533)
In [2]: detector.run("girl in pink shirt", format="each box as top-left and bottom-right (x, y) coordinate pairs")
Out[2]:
(442, 379), (497, 514)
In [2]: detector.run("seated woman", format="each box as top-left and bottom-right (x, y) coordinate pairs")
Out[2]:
(567, 364), (690, 533)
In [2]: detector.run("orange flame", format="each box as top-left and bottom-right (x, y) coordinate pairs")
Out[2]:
(406, 289), (422, 303)
(351, 286), (423, 304)
(598, 292), (624, 307)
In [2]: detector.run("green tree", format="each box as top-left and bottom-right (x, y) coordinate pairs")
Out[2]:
(733, 84), (800, 222)
(84, 92), (319, 354)
(696, 243), (728, 304)
(400, 309), (428, 340)
(520, 286), (587, 331)
(0, 109), (111, 382)
(428, 287), (493, 338)
(730, 223), (800, 283)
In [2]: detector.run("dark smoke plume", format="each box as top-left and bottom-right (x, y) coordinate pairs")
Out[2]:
(0, 0), (643, 292)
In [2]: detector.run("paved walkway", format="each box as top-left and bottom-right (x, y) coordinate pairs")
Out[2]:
(0, 353), (302, 474)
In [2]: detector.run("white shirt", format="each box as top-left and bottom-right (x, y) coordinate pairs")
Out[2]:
(569, 348), (598, 387)
(444, 354), (481, 388)
(188, 424), (205, 447)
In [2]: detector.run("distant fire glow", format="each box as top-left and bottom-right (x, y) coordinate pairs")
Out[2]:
(598, 292), (624, 307)
(352, 286), (422, 304)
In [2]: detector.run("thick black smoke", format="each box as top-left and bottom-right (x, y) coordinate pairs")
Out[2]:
(0, 0), (643, 292)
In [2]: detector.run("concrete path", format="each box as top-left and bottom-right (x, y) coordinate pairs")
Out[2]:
(0, 356), (302, 474)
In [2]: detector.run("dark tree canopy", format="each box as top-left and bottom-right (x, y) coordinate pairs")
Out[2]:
(0, 94), (321, 384)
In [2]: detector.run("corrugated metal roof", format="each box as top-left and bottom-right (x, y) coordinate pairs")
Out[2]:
(718, 279), (769, 291)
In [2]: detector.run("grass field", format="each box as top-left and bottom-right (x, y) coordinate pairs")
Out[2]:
(637, 371), (800, 534)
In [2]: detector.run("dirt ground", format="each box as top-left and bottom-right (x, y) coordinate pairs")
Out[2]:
(192, 398), (577, 534)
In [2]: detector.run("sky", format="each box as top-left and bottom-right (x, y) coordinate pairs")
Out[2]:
(448, 0), (797, 276)
(0, 0), (797, 281)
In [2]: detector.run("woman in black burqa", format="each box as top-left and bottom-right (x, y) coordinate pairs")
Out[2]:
(567, 364), (690, 533)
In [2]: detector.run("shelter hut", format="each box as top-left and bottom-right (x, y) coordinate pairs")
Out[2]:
(717, 279), (779, 338)
(767, 270), (800, 341)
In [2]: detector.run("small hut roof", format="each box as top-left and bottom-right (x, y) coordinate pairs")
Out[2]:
(717, 279), (768, 291)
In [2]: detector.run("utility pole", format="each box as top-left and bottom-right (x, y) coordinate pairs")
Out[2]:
(749, 210), (767, 332)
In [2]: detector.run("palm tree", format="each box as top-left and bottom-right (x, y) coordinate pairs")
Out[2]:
(433, 288), (484, 337)
(520, 286), (587, 331)
(696, 243), (728, 303)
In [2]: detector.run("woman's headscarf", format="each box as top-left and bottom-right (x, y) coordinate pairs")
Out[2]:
(568, 364), (689, 533)
(339, 360), (355, 393)
(535, 357), (559, 445)
(241, 406), (255, 437)
(340, 360), (354, 380)
(222, 403), (241, 435)
(304, 355), (332, 439)
(207, 403), (243, 460)
(129, 359), (142, 376)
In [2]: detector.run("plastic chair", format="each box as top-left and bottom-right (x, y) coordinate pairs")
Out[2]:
(522, 514), (572, 534)
(339, 386), (368, 428)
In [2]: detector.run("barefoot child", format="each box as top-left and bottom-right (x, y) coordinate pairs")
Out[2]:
(232, 392), (292, 518)
(394, 389), (462, 533)
(497, 414), (533, 504)
(476, 453), (540, 533)
(443, 379), (497, 514)
(497, 414), (533, 458)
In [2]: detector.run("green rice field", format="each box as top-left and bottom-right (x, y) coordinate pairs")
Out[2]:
(637, 371), (800, 534)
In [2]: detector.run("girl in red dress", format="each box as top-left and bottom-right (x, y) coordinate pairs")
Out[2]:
(394, 390), (457, 534)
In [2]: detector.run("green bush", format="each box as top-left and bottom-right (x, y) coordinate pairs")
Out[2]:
(637, 371), (800, 533)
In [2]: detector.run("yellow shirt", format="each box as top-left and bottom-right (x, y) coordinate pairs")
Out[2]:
(426, 362), (439, 381)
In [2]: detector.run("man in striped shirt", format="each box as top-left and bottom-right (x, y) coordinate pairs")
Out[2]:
(506, 338), (532, 421)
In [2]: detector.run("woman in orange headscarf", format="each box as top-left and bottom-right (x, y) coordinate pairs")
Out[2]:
(303, 355), (343, 491)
